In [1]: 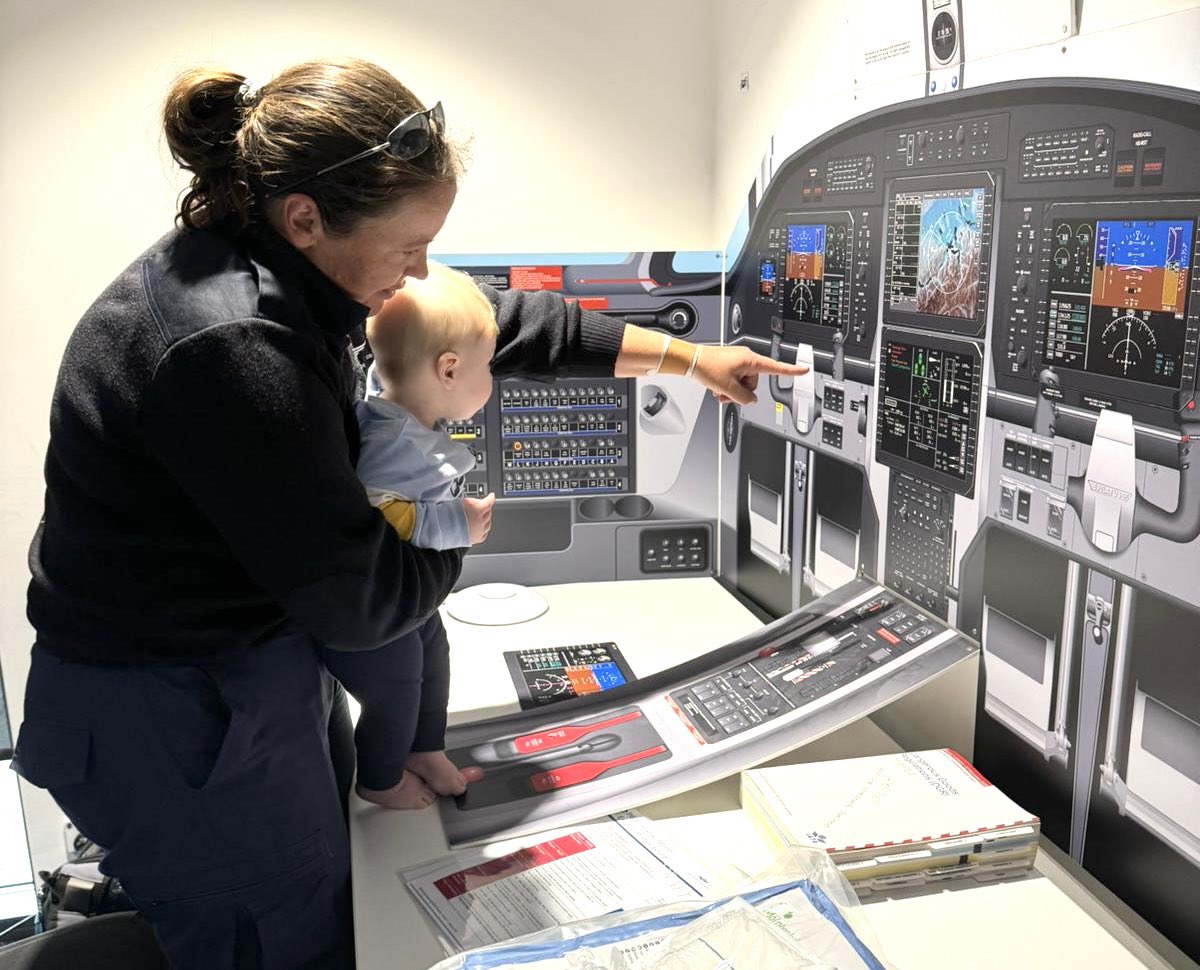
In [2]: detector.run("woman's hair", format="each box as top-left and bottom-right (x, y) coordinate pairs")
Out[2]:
(367, 261), (498, 389)
(162, 59), (460, 234)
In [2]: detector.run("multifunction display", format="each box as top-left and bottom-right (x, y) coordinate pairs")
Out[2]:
(876, 329), (982, 497)
(889, 187), (984, 318)
(1045, 217), (1195, 388)
(757, 213), (851, 334)
(883, 176), (994, 336)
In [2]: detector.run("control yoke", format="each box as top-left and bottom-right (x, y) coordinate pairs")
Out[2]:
(1064, 406), (1200, 554)
(768, 316), (817, 432)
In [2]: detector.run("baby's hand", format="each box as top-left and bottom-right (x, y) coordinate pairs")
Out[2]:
(462, 493), (495, 545)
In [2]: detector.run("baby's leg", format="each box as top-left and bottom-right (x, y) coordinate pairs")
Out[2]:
(319, 629), (424, 795)
(405, 615), (484, 796)
(356, 770), (437, 810)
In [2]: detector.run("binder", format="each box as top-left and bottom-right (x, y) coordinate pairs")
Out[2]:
(741, 749), (1039, 891)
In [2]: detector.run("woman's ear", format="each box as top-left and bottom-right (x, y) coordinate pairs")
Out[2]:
(270, 194), (326, 250)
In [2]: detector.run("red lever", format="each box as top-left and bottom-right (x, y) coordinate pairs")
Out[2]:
(530, 745), (668, 793)
(513, 710), (642, 755)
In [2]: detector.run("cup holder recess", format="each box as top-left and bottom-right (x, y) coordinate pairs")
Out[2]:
(577, 495), (654, 521)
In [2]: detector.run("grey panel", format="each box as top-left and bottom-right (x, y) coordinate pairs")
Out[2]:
(459, 522), (617, 588)
(986, 606), (1049, 684)
(476, 501), (572, 554)
(819, 516), (857, 568)
(1142, 694), (1200, 787)
(749, 480), (779, 521)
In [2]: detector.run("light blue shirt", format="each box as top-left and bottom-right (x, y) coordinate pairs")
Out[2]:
(354, 370), (477, 550)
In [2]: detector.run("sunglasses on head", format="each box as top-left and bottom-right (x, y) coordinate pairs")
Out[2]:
(267, 101), (445, 198)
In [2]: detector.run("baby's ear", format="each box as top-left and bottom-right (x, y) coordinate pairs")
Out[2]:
(436, 350), (460, 384)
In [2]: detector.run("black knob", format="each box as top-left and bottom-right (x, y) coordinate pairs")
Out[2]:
(1018, 275), (1029, 295)
(668, 308), (691, 333)
(1094, 132), (1109, 154)
(917, 131), (928, 148)
(955, 125), (965, 144)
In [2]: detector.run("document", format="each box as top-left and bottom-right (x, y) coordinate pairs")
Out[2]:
(402, 812), (716, 953)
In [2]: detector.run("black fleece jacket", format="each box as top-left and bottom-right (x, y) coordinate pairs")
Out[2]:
(28, 226), (625, 664)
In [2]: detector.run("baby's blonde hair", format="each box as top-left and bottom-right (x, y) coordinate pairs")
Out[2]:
(367, 261), (498, 389)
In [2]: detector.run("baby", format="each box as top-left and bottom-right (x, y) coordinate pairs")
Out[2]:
(321, 261), (497, 809)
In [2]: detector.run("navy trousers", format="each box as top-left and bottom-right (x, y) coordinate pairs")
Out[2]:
(12, 632), (355, 969)
(319, 613), (451, 791)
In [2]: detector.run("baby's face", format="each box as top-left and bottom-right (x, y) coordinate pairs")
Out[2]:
(447, 332), (496, 421)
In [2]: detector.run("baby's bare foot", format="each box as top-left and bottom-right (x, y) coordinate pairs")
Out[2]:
(356, 769), (436, 810)
(406, 751), (484, 796)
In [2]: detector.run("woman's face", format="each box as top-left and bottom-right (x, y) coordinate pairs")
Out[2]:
(302, 181), (457, 317)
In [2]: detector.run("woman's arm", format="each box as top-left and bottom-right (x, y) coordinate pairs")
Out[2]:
(480, 283), (806, 401)
(612, 325), (808, 405)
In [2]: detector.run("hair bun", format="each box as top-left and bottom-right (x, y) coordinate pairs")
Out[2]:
(163, 68), (245, 174)
(163, 67), (253, 229)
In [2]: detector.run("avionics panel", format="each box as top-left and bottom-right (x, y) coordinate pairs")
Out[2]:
(756, 212), (853, 346)
(883, 173), (995, 337)
(1035, 202), (1200, 410)
(875, 327), (983, 497)
(498, 379), (635, 498)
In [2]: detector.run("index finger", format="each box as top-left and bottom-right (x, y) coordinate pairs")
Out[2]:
(746, 355), (810, 375)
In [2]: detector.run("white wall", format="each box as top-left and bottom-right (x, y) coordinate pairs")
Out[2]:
(0, 0), (717, 876)
(712, 0), (1200, 251)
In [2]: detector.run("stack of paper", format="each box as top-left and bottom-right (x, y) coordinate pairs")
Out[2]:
(741, 749), (1039, 893)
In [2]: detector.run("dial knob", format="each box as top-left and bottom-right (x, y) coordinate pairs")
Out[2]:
(1094, 132), (1109, 154)
(668, 308), (690, 332)
(955, 125), (965, 144)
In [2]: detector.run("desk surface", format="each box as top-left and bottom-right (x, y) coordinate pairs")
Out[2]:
(439, 577), (764, 723)
(349, 579), (1167, 970)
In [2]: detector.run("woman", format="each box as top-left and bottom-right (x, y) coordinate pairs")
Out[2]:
(12, 58), (803, 968)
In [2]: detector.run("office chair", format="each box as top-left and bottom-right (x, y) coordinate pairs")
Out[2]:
(0, 912), (168, 970)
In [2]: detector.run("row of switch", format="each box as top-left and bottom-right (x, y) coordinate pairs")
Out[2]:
(501, 387), (620, 409)
(502, 417), (624, 436)
(447, 422), (484, 440)
(998, 484), (1032, 524)
(1002, 206), (1037, 375)
(1019, 126), (1111, 181)
(1002, 437), (1053, 482)
(998, 482), (1067, 540)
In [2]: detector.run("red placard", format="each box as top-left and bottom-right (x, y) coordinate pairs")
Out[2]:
(434, 833), (595, 899)
(510, 266), (564, 291)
